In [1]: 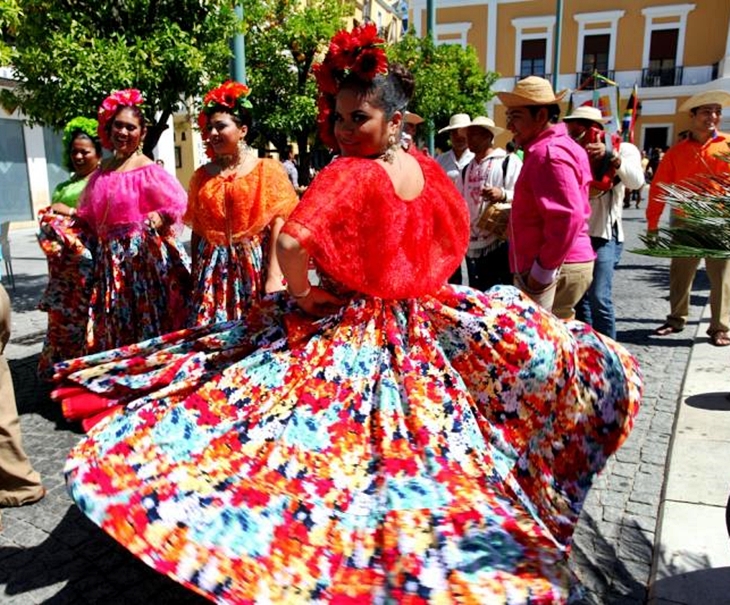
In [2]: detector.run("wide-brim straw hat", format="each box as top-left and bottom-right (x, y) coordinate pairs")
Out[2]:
(497, 76), (567, 107)
(404, 111), (424, 125)
(466, 116), (505, 137)
(678, 90), (730, 112)
(563, 105), (608, 128)
(438, 113), (471, 133)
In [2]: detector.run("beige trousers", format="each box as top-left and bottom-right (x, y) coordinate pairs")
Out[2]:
(665, 257), (730, 334)
(553, 261), (595, 321)
(514, 272), (558, 312)
(0, 284), (44, 507)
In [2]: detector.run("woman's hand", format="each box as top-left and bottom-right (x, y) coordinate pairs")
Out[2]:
(265, 274), (286, 294)
(293, 286), (345, 318)
(50, 202), (75, 216)
(146, 211), (164, 230)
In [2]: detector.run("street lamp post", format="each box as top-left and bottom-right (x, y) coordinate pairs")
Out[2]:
(426, 0), (436, 155)
(231, 4), (247, 83)
(552, 0), (563, 91)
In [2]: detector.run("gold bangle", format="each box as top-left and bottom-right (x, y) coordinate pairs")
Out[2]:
(288, 284), (311, 299)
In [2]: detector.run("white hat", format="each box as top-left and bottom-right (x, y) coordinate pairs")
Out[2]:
(678, 90), (730, 112)
(496, 76), (567, 107)
(404, 111), (424, 125)
(438, 113), (471, 134)
(466, 116), (505, 137)
(563, 105), (608, 128)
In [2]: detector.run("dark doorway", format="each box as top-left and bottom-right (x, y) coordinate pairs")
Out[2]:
(643, 126), (669, 153)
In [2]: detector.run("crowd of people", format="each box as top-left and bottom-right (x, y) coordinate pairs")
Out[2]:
(11, 19), (730, 602)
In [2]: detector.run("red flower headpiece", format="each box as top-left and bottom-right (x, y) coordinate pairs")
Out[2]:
(313, 23), (388, 150)
(97, 89), (145, 150)
(197, 81), (253, 158)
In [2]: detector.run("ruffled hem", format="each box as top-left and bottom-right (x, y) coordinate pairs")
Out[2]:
(56, 286), (641, 602)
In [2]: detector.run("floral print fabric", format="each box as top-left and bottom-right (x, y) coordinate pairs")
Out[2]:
(37, 208), (95, 380)
(85, 226), (192, 353)
(59, 285), (641, 604)
(189, 230), (269, 326)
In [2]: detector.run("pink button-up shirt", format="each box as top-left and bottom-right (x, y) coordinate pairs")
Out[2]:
(509, 122), (595, 279)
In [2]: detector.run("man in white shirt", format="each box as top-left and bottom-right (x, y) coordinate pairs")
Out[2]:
(565, 106), (645, 339)
(435, 113), (474, 185)
(458, 116), (522, 290)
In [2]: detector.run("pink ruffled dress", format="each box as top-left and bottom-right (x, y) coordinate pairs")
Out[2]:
(75, 163), (191, 354)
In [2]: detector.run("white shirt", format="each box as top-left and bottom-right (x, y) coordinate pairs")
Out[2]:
(458, 148), (523, 252)
(588, 142), (644, 242)
(436, 148), (475, 185)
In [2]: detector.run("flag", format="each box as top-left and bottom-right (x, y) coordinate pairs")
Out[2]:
(622, 85), (640, 143)
(571, 88), (621, 134)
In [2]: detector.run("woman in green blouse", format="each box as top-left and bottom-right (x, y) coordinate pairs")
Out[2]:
(37, 117), (102, 380)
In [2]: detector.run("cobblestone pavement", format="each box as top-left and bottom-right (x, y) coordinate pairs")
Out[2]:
(0, 207), (719, 604)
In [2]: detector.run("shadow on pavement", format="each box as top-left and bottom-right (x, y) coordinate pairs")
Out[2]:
(0, 507), (208, 604)
(9, 354), (78, 431)
(569, 511), (649, 604)
(615, 328), (695, 348)
(684, 392), (730, 411)
(650, 562), (730, 605)
(6, 273), (46, 314)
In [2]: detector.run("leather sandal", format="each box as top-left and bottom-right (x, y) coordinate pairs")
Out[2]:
(654, 323), (683, 336)
(710, 331), (730, 347)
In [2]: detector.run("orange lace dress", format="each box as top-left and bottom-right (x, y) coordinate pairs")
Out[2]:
(185, 158), (298, 326)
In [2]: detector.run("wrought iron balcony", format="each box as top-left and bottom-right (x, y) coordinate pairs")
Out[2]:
(515, 73), (551, 84)
(641, 66), (683, 87)
(575, 70), (615, 89)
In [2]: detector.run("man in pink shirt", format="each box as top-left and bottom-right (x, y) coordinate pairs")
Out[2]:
(498, 77), (595, 318)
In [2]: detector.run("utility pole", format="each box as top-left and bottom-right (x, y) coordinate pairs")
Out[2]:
(231, 4), (247, 83)
(426, 0), (436, 155)
(552, 0), (563, 91)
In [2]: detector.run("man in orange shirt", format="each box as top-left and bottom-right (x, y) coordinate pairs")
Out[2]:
(646, 90), (730, 346)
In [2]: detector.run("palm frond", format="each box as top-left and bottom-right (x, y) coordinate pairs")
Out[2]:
(632, 156), (730, 258)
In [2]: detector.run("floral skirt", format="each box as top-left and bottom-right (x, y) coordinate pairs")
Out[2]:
(189, 232), (268, 327)
(55, 286), (642, 604)
(36, 208), (95, 380)
(85, 227), (192, 354)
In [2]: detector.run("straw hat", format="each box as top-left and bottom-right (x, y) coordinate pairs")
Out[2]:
(404, 111), (424, 125)
(438, 113), (471, 133)
(466, 116), (505, 137)
(563, 106), (607, 128)
(496, 76), (567, 107)
(678, 90), (730, 113)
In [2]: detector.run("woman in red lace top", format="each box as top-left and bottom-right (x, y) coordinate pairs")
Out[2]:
(54, 25), (641, 603)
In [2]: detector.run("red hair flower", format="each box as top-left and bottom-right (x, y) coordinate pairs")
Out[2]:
(97, 88), (145, 150)
(313, 23), (388, 150)
(198, 80), (254, 157)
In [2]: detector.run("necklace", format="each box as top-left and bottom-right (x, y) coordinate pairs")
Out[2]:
(215, 145), (254, 173)
(107, 148), (141, 172)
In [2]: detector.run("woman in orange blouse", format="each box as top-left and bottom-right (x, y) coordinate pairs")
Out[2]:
(186, 82), (299, 326)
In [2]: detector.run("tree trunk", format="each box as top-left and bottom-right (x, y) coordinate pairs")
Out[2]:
(142, 109), (172, 159)
(296, 132), (311, 187)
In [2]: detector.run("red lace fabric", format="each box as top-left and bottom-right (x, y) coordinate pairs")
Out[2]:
(282, 155), (469, 299)
(185, 159), (298, 246)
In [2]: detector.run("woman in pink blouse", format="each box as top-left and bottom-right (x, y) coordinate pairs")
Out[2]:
(74, 89), (191, 354)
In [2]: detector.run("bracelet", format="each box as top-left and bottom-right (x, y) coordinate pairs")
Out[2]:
(288, 284), (311, 299)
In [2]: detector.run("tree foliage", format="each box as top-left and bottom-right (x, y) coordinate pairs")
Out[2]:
(1, 0), (240, 153)
(241, 0), (348, 179)
(388, 33), (497, 133)
(0, 0), (22, 66)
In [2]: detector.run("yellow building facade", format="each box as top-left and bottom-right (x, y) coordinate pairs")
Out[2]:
(411, 0), (730, 150)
